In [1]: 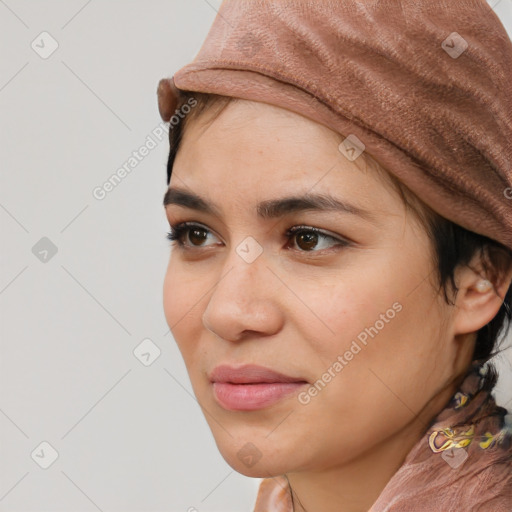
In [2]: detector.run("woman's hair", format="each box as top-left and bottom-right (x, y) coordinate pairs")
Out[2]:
(165, 91), (512, 388)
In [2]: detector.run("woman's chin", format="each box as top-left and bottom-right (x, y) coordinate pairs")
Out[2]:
(216, 442), (293, 478)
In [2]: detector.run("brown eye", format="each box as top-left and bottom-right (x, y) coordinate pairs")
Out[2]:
(188, 227), (208, 246)
(286, 226), (349, 253)
(166, 222), (218, 248)
(295, 231), (319, 251)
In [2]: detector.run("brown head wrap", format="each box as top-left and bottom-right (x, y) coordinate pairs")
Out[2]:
(157, 0), (512, 252)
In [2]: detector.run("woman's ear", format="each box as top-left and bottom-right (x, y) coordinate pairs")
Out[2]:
(157, 77), (179, 122)
(452, 251), (512, 336)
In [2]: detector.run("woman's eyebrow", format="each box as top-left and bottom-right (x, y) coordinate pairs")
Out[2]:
(163, 187), (379, 224)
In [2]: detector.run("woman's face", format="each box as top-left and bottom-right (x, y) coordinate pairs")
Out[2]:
(163, 99), (461, 477)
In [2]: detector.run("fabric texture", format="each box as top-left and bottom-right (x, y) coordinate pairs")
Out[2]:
(157, 0), (512, 252)
(252, 361), (512, 511)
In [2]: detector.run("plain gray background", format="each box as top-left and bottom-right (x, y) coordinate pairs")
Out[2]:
(1, 1), (511, 511)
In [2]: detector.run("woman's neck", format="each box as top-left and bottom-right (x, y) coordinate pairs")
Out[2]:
(286, 381), (459, 512)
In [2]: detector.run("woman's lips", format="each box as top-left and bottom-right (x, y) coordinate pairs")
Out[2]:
(212, 382), (308, 411)
(209, 364), (309, 411)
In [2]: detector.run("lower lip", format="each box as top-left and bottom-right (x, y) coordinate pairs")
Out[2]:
(212, 382), (308, 411)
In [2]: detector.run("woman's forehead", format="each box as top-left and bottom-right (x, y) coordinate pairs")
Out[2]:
(174, 100), (404, 212)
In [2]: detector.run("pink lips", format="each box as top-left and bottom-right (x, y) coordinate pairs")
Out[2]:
(209, 364), (308, 411)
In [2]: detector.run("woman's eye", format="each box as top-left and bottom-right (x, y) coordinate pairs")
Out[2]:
(166, 222), (219, 248)
(285, 226), (349, 252)
(166, 222), (349, 253)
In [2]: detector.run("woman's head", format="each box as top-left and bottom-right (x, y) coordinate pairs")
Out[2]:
(162, 93), (512, 476)
(166, 91), (512, 360)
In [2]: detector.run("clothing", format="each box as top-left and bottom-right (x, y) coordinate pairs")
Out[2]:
(252, 361), (512, 511)
(157, 0), (512, 252)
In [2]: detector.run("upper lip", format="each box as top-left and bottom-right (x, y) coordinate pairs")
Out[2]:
(209, 364), (308, 384)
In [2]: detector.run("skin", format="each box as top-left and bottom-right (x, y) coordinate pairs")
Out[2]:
(162, 99), (511, 512)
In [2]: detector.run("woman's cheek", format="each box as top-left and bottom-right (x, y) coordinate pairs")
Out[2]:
(163, 268), (179, 326)
(163, 264), (199, 337)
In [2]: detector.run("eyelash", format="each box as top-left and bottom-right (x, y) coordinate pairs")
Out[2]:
(165, 221), (350, 254)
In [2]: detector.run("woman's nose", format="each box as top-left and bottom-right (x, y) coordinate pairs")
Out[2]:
(201, 243), (284, 343)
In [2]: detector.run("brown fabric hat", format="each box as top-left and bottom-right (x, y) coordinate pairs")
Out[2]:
(157, 0), (512, 252)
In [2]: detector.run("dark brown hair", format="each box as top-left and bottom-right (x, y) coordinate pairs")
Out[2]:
(165, 91), (512, 387)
